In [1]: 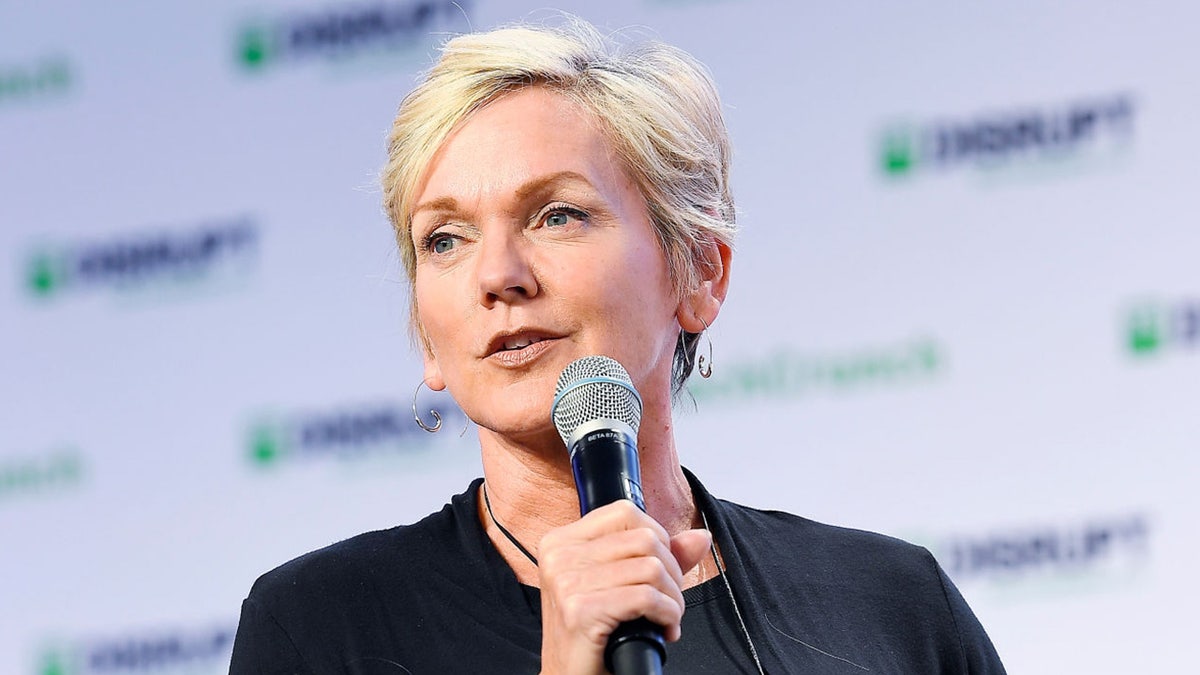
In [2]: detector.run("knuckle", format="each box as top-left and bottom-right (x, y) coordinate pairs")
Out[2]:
(557, 569), (581, 593)
(539, 545), (566, 571)
(560, 594), (585, 625)
(539, 528), (563, 550)
(637, 584), (659, 607)
(636, 555), (666, 581)
(654, 588), (683, 620)
(634, 527), (660, 550)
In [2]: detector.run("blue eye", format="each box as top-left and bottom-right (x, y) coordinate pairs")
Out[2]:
(424, 232), (457, 254)
(543, 206), (588, 228)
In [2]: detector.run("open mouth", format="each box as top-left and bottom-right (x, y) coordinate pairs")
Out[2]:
(500, 336), (545, 351)
(486, 331), (560, 365)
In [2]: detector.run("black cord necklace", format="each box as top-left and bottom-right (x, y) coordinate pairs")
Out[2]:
(481, 483), (765, 675)
(483, 483), (539, 566)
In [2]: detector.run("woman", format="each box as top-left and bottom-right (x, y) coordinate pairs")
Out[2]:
(230, 19), (1006, 675)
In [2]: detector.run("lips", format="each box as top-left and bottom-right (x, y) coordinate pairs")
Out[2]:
(485, 329), (562, 366)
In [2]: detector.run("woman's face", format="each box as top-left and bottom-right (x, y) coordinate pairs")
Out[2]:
(410, 87), (684, 442)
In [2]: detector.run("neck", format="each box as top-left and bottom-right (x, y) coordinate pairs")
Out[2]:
(476, 401), (701, 586)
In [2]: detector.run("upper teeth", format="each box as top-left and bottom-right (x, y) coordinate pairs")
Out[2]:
(504, 337), (541, 350)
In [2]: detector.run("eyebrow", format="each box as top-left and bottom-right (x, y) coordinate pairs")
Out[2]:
(411, 170), (596, 219)
(513, 170), (594, 202)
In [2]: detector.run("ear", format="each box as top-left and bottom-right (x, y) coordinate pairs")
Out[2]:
(418, 325), (447, 392)
(677, 238), (732, 332)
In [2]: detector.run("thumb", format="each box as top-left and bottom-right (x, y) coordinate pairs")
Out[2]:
(669, 528), (713, 576)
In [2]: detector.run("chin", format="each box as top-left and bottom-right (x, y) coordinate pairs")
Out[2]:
(469, 389), (558, 437)
(475, 417), (564, 451)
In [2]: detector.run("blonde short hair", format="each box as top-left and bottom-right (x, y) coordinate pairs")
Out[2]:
(381, 18), (736, 390)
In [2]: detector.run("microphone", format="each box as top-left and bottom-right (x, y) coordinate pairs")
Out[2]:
(552, 356), (664, 675)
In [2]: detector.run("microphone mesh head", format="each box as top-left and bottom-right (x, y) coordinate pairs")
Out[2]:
(552, 356), (643, 446)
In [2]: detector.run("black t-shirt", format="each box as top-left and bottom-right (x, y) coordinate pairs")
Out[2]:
(230, 473), (1006, 674)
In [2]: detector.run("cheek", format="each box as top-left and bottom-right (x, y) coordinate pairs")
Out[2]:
(413, 276), (453, 349)
(414, 267), (482, 371)
(623, 242), (676, 310)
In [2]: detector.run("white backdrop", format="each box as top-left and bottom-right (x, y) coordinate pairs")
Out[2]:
(4, 1), (1198, 673)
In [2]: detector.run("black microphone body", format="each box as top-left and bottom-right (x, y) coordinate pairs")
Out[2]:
(569, 424), (664, 675)
(570, 423), (646, 513)
(552, 356), (664, 675)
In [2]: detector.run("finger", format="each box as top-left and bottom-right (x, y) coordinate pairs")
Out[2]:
(540, 530), (684, 608)
(564, 584), (686, 642)
(555, 554), (685, 609)
(669, 529), (713, 577)
(561, 526), (681, 571)
(539, 508), (679, 586)
(543, 500), (670, 549)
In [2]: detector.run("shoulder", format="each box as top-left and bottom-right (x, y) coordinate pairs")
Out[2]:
(714, 497), (952, 611)
(246, 479), (482, 616)
(231, 479), (546, 672)
(718, 498), (933, 568)
(687, 469), (939, 589)
(688, 473), (1005, 672)
(714, 499), (1005, 672)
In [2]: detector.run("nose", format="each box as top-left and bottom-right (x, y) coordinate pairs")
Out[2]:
(476, 229), (538, 306)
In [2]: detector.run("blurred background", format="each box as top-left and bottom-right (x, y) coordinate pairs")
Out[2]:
(3, 1), (1196, 673)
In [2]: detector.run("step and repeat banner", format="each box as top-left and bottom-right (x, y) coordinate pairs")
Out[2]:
(3, 1), (1196, 673)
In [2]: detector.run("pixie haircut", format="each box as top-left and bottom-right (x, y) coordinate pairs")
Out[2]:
(381, 19), (737, 393)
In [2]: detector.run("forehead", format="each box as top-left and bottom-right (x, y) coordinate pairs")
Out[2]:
(412, 87), (632, 211)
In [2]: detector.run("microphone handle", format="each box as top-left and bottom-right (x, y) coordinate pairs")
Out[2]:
(570, 427), (665, 675)
(609, 631), (665, 675)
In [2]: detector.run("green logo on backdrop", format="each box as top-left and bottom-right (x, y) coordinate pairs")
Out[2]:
(0, 57), (72, 106)
(248, 422), (286, 467)
(235, 1), (472, 74)
(27, 251), (68, 296)
(881, 126), (917, 176)
(1125, 299), (1198, 357)
(1127, 304), (1163, 355)
(245, 399), (470, 472)
(0, 449), (84, 503)
(880, 94), (1134, 182)
(238, 26), (272, 68)
(690, 337), (943, 403)
(22, 217), (258, 304)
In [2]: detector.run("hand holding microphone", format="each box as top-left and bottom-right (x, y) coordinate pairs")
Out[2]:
(538, 357), (711, 675)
